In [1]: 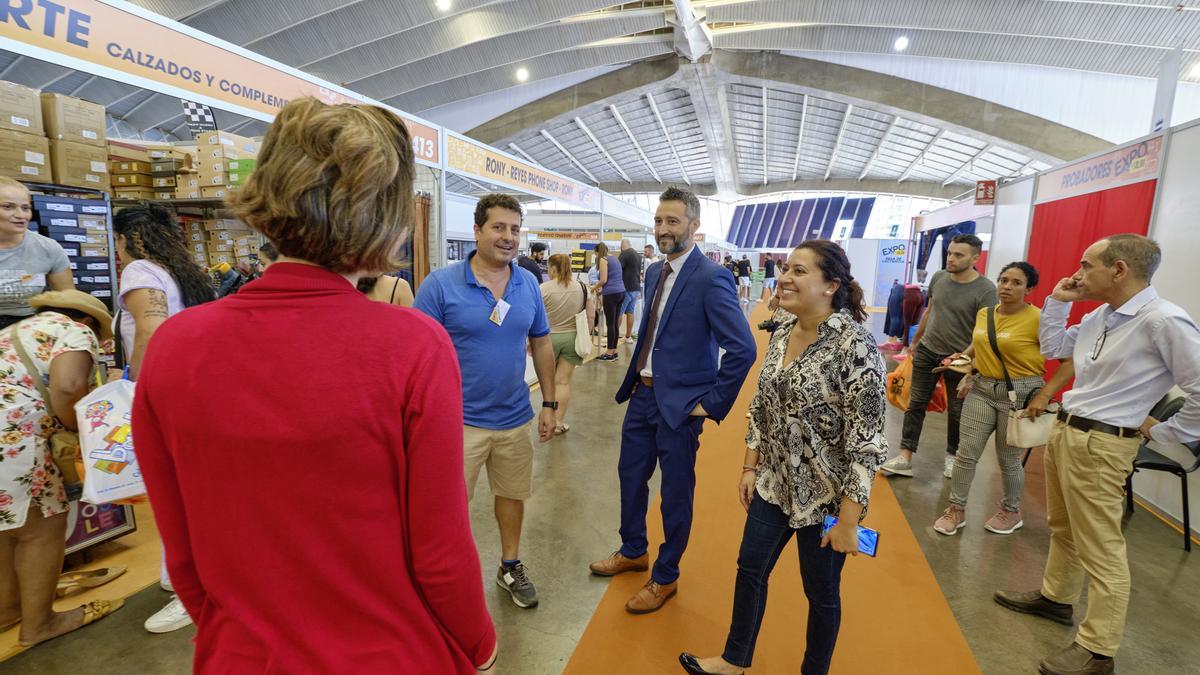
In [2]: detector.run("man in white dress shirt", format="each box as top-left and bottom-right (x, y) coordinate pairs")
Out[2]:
(995, 234), (1200, 675)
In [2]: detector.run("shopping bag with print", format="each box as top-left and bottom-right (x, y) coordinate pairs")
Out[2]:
(885, 358), (948, 413)
(74, 379), (145, 504)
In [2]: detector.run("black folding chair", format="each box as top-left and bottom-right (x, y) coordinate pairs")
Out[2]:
(1124, 394), (1200, 551)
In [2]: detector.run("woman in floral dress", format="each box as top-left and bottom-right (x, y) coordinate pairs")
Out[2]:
(0, 290), (121, 645)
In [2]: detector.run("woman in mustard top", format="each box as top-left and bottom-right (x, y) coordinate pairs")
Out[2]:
(933, 262), (1075, 536)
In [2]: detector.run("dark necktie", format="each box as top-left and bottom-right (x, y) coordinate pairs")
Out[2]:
(636, 263), (674, 373)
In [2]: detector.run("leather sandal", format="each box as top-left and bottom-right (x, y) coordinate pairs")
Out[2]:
(679, 653), (743, 674)
(80, 599), (123, 628)
(56, 566), (127, 598)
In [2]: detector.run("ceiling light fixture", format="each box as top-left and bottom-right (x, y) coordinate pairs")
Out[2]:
(516, 67), (530, 82)
(894, 36), (910, 52)
(435, 0), (451, 12)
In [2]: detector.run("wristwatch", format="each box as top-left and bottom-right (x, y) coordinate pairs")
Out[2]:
(542, 401), (559, 410)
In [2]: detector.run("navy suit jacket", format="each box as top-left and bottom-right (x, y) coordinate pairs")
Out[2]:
(616, 246), (756, 430)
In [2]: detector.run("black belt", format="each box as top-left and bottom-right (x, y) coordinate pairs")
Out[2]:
(1057, 410), (1140, 438)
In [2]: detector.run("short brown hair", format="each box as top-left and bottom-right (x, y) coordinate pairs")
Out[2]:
(1101, 233), (1161, 281)
(474, 193), (523, 228)
(228, 98), (415, 274)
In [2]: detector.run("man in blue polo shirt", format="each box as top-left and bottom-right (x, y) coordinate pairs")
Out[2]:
(415, 193), (558, 610)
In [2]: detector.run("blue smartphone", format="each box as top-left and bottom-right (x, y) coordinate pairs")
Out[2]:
(820, 515), (880, 557)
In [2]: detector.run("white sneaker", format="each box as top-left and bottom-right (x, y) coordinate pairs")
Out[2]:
(144, 596), (193, 634)
(160, 578), (173, 593)
(880, 455), (913, 477)
(944, 455), (956, 479)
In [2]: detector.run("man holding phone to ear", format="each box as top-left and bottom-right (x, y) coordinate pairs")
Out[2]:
(995, 234), (1200, 675)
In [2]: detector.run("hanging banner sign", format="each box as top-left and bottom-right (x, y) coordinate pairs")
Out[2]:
(974, 180), (996, 205)
(446, 134), (602, 212)
(532, 231), (599, 240)
(1035, 136), (1163, 204)
(0, 0), (440, 165)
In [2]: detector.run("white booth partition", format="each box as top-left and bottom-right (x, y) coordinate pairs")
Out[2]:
(986, 176), (1037, 277)
(1140, 118), (1200, 537)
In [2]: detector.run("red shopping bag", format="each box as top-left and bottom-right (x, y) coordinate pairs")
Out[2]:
(885, 358), (948, 413)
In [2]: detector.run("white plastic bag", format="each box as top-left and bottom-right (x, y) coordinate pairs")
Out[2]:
(75, 379), (145, 504)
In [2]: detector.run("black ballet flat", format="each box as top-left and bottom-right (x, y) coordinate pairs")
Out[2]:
(678, 653), (744, 675)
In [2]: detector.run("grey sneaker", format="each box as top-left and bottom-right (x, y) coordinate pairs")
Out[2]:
(880, 455), (913, 477)
(994, 590), (1074, 625)
(497, 563), (538, 608)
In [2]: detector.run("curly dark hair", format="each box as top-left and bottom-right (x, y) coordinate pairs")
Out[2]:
(113, 203), (216, 308)
(999, 261), (1039, 289)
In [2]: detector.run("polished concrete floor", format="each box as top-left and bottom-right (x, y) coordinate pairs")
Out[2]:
(5, 311), (1199, 674)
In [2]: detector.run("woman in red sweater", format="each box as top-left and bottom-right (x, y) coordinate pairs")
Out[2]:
(132, 99), (497, 674)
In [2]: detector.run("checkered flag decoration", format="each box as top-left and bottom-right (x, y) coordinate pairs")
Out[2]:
(181, 99), (218, 137)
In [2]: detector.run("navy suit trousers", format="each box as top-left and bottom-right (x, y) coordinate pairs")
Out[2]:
(618, 384), (704, 585)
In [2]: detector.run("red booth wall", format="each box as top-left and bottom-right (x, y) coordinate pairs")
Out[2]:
(1025, 179), (1157, 387)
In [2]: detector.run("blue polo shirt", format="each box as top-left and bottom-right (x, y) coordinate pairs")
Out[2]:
(414, 252), (550, 430)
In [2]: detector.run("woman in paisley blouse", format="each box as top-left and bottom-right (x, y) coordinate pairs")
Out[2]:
(680, 240), (888, 675)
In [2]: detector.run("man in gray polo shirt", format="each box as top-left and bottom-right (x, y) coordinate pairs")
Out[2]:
(881, 234), (996, 479)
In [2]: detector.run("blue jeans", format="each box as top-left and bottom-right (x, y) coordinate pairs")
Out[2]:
(722, 493), (846, 674)
(620, 290), (640, 315)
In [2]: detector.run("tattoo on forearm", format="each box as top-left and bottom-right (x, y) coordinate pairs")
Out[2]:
(141, 290), (169, 320)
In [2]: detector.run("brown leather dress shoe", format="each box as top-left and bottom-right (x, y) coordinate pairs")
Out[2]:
(994, 589), (1074, 625)
(589, 551), (649, 577)
(626, 579), (677, 614)
(1038, 643), (1114, 675)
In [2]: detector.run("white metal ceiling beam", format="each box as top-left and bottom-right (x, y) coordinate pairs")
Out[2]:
(508, 143), (541, 167)
(226, 119), (257, 133)
(608, 104), (662, 184)
(761, 87), (768, 185)
(123, 93), (162, 120)
(574, 117), (632, 183)
(540, 129), (600, 184)
(68, 76), (98, 97)
(1006, 159), (1036, 179)
(0, 57), (24, 80)
(824, 103), (854, 181)
(859, 116), (901, 181)
(898, 129), (947, 183)
(146, 112), (185, 133)
(942, 144), (992, 186)
(36, 71), (74, 90)
(790, 94), (807, 182)
(645, 92), (692, 186)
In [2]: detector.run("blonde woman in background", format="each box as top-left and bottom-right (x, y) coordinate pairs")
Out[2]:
(541, 253), (594, 434)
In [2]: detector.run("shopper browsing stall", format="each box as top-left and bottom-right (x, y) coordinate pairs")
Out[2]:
(0, 290), (120, 647)
(112, 203), (216, 635)
(0, 178), (75, 330)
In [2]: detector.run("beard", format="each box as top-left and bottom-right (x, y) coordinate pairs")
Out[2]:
(658, 234), (686, 256)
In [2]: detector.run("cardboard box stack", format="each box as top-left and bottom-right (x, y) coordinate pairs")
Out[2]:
(196, 131), (258, 198)
(28, 192), (114, 307)
(107, 140), (199, 200)
(0, 80), (51, 182)
(201, 218), (262, 268)
(42, 93), (108, 190)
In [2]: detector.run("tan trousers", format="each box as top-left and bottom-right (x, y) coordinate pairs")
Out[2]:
(1041, 420), (1139, 657)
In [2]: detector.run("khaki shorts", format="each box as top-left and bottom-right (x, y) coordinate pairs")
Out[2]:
(463, 423), (534, 501)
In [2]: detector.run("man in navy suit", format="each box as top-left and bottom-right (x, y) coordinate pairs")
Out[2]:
(589, 187), (756, 614)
